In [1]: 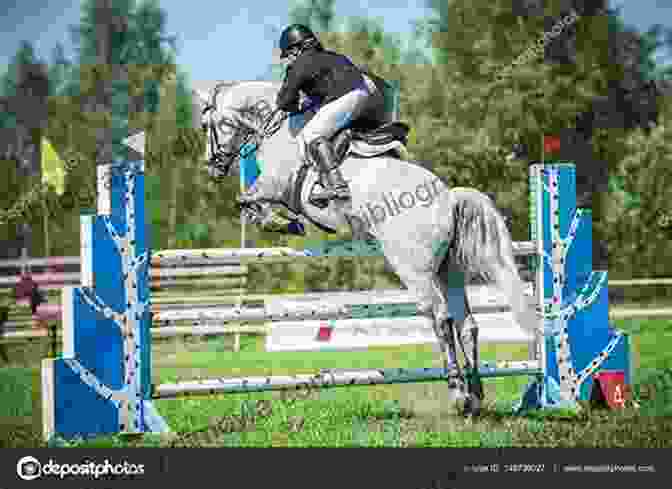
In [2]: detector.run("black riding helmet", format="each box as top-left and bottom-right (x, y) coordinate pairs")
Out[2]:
(278, 24), (322, 58)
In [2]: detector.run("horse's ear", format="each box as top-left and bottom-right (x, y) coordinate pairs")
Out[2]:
(122, 131), (146, 158)
(191, 89), (210, 128)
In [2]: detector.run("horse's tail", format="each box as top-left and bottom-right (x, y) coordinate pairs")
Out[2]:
(436, 188), (537, 335)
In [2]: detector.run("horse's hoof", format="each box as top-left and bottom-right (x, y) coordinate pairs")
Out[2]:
(464, 395), (482, 418)
(447, 384), (469, 413)
(470, 379), (485, 401)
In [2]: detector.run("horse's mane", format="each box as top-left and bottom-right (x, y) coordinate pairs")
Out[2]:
(196, 80), (279, 113)
(224, 81), (284, 126)
(224, 81), (281, 105)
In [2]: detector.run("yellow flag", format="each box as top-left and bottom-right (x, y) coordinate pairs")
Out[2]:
(407, 126), (417, 148)
(41, 137), (66, 196)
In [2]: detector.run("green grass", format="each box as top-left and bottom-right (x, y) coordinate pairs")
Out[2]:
(1, 317), (671, 447)
(0, 366), (43, 447)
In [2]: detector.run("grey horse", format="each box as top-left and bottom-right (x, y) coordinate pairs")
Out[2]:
(189, 80), (537, 415)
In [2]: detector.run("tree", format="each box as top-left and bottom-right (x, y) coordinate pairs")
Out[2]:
(604, 101), (672, 276)
(47, 43), (75, 97)
(0, 42), (41, 98)
(289, 0), (336, 32)
(0, 43), (50, 257)
(413, 0), (672, 271)
(67, 0), (177, 166)
(0, 42), (44, 136)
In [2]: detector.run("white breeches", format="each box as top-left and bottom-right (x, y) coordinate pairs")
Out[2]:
(297, 75), (378, 160)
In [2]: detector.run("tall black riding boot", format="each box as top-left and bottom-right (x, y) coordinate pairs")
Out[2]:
(309, 137), (351, 205)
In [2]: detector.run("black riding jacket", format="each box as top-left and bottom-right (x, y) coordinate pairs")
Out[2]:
(276, 48), (380, 113)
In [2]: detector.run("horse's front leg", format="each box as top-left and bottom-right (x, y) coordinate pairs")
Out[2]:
(238, 185), (305, 236)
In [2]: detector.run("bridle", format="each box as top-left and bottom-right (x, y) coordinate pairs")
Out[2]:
(202, 89), (289, 182)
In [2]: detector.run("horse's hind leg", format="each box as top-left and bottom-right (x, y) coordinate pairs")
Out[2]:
(433, 261), (484, 416)
(456, 310), (484, 416)
(420, 277), (469, 412)
(432, 305), (483, 417)
(380, 255), (469, 413)
(432, 315), (468, 408)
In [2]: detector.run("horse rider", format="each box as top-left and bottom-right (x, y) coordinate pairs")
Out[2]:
(275, 24), (388, 204)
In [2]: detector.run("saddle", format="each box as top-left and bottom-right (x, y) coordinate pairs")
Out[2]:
(330, 121), (411, 163)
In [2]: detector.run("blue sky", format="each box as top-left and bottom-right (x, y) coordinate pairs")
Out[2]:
(0, 0), (671, 85)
